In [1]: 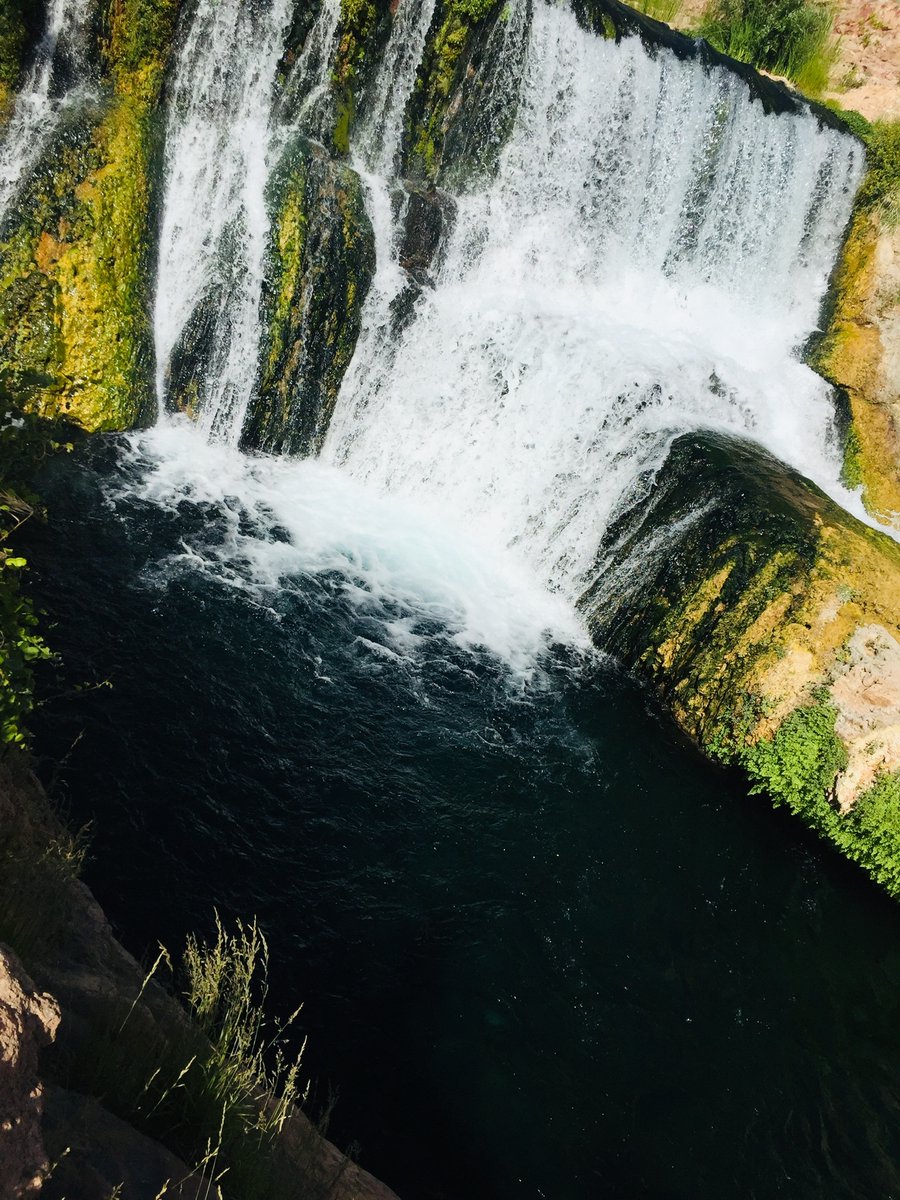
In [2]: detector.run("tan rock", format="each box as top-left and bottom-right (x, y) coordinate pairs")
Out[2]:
(0, 946), (59, 1198)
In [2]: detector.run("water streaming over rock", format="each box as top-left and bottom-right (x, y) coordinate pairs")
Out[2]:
(324, 3), (865, 603)
(153, 0), (296, 441)
(0, 0), (94, 221)
(144, 0), (864, 658)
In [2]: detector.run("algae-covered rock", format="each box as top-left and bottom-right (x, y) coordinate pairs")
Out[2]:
(241, 137), (375, 457)
(403, 0), (521, 186)
(0, 0), (181, 432)
(329, 0), (392, 154)
(812, 207), (900, 528)
(0, 2), (29, 116)
(585, 432), (900, 895)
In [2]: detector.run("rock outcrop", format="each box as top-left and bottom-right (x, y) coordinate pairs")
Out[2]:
(0, 0), (181, 432)
(0, 946), (59, 1199)
(586, 432), (900, 895)
(0, 752), (401, 1200)
(814, 206), (900, 528)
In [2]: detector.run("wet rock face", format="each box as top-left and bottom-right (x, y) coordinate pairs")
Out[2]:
(585, 431), (900, 895)
(241, 137), (376, 457)
(0, 945), (59, 1199)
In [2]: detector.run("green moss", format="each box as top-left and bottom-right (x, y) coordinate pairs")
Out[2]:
(0, 96), (157, 430)
(408, 0), (501, 180)
(841, 422), (863, 490)
(244, 142), (375, 456)
(333, 92), (354, 155)
(102, 0), (182, 104)
(0, 0), (182, 430)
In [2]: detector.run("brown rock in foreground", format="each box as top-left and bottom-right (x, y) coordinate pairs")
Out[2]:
(0, 945), (59, 1198)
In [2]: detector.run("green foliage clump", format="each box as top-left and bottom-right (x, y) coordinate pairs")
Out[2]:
(0, 391), (69, 746)
(839, 772), (900, 894)
(830, 112), (900, 227)
(743, 703), (900, 898)
(743, 699), (847, 811)
(698, 0), (837, 93)
(62, 915), (334, 1199)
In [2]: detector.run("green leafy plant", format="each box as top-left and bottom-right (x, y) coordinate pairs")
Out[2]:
(0, 386), (76, 746)
(743, 699), (847, 811)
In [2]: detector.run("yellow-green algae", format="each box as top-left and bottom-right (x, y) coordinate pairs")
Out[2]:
(0, 0), (181, 431)
(331, 0), (381, 153)
(243, 140), (375, 456)
(813, 111), (900, 525)
(409, 0), (503, 180)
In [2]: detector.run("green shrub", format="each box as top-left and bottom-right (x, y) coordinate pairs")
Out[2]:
(841, 772), (900, 894)
(0, 387), (73, 746)
(697, 0), (837, 93)
(743, 699), (847, 813)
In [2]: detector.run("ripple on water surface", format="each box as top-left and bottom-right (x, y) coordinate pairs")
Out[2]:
(22, 432), (900, 1200)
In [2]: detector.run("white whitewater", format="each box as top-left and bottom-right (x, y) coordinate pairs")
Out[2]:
(142, 0), (865, 667)
(324, 2), (866, 604)
(0, 0), (94, 222)
(153, 0), (296, 442)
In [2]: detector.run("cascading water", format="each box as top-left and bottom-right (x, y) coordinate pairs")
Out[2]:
(324, 3), (866, 603)
(0, 0), (94, 221)
(14, 6), (900, 1197)
(153, 0), (295, 442)
(142, 0), (867, 666)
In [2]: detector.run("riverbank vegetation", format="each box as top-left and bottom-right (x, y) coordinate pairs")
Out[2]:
(0, 389), (71, 746)
(696, 0), (838, 93)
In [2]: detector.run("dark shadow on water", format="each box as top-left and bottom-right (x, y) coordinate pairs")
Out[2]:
(21, 437), (900, 1200)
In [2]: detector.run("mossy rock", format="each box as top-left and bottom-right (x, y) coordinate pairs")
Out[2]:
(241, 137), (375, 457)
(402, 0), (518, 186)
(0, 0), (181, 432)
(329, 0), (393, 154)
(810, 206), (900, 528)
(585, 432), (900, 895)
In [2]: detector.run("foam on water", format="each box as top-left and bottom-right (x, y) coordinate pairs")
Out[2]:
(324, 5), (868, 602)
(115, 421), (588, 674)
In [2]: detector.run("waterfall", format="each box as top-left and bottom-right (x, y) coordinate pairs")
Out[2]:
(153, 0), (296, 442)
(356, 0), (439, 178)
(142, 0), (863, 662)
(0, 0), (94, 222)
(323, 2), (865, 603)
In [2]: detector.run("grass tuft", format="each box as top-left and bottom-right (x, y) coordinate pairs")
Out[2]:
(629, 0), (683, 26)
(697, 0), (838, 94)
